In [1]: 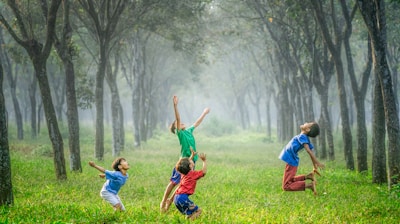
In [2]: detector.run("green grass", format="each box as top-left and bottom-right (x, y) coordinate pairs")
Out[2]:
(1, 130), (400, 223)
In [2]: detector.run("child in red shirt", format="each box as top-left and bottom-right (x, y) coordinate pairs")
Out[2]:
(173, 151), (207, 220)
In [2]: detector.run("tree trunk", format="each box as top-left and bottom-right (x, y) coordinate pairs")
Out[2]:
(53, 0), (82, 172)
(10, 67), (24, 140)
(132, 34), (144, 147)
(333, 59), (354, 170)
(139, 48), (147, 141)
(106, 61), (124, 156)
(372, 74), (387, 184)
(0, 0), (66, 181)
(0, 32), (23, 140)
(0, 61), (14, 206)
(95, 49), (106, 160)
(29, 76), (37, 139)
(265, 92), (272, 139)
(311, 0), (354, 170)
(33, 59), (67, 180)
(341, 1), (371, 173)
(64, 59), (81, 171)
(77, 0), (127, 159)
(49, 68), (65, 123)
(358, 0), (400, 185)
(348, 35), (372, 173)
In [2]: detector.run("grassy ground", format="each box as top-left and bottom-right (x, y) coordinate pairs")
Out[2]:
(1, 129), (399, 223)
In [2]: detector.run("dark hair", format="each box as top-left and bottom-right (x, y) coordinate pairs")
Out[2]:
(307, 122), (320, 137)
(170, 120), (177, 134)
(176, 158), (191, 175)
(112, 157), (126, 171)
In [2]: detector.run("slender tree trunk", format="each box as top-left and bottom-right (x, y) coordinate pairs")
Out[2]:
(53, 0), (82, 172)
(348, 36), (372, 173)
(372, 74), (387, 183)
(333, 60), (354, 170)
(318, 106), (327, 159)
(265, 92), (272, 139)
(106, 61), (123, 156)
(10, 67), (24, 140)
(132, 34), (143, 147)
(344, 37), (369, 172)
(139, 48), (147, 141)
(37, 101), (42, 135)
(0, 34), (23, 140)
(33, 59), (67, 180)
(95, 50), (106, 160)
(29, 76), (37, 139)
(64, 59), (81, 171)
(0, 61), (13, 206)
(317, 87), (335, 161)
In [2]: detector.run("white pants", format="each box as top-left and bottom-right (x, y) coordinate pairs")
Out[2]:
(100, 189), (126, 211)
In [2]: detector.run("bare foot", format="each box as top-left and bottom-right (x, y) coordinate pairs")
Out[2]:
(165, 198), (173, 211)
(312, 180), (317, 196)
(160, 201), (166, 213)
(306, 172), (315, 182)
(188, 209), (202, 220)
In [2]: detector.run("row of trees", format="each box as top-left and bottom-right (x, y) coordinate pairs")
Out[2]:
(0, 0), (210, 206)
(1, 0), (400, 206)
(237, 0), (400, 185)
(198, 0), (399, 184)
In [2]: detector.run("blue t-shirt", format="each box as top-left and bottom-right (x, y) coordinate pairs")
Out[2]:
(102, 170), (128, 195)
(279, 133), (314, 167)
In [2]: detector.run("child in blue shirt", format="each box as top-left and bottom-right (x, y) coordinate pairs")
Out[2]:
(89, 157), (129, 211)
(279, 122), (325, 195)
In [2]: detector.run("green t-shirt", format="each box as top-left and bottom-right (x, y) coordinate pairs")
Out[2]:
(177, 125), (198, 162)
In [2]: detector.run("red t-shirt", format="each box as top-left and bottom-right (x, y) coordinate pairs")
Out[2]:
(175, 170), (205, 195)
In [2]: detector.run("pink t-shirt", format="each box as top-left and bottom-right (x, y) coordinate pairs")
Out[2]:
(175, 170), (205, 195)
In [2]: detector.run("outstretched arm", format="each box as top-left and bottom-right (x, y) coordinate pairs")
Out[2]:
(89, 161), (106, 173)
(304, 144), (324, 175)
(173, 96), (181, 131)
(199, 153), (207, 174)
(189, 147), (197, 161)
(193, 107), (210, 128)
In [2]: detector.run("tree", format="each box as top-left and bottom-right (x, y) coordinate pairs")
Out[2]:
(371, 67), (387, 184)
(105, 49), (125, 155)
(0, 28), (23, 140)
(0, 54), (13, 206)
(75, 0), (127, 160)
(125, 0), (211, 146)
(340, 0), (371, 173)
(54, 0), (82, 172)
(357, 0), (400, 185)
(0, 0), (67, 180)
(311, 0), (354, 170)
